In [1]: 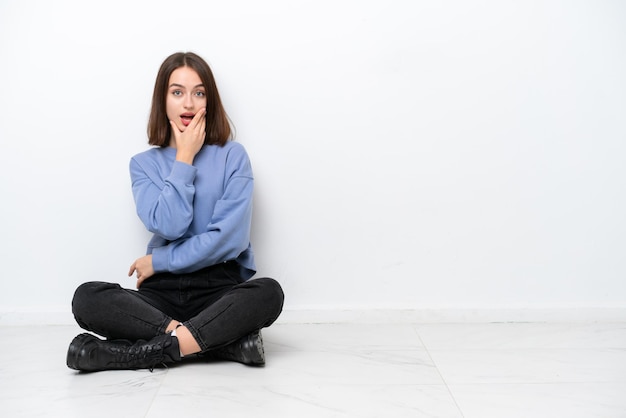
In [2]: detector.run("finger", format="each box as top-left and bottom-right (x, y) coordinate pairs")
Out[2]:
(128, 263), (136, 277)
(195, 112), (207, 139)
(194, 107), (206, 122)
(187, 108), (206, 130)
(199, 115), (206, 134)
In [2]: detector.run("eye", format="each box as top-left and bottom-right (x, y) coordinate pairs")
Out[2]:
(195, 91), (206, 97)
(172, 90), (183, 96)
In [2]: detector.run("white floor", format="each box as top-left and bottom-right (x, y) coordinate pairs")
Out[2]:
(1, 321), (626, 417)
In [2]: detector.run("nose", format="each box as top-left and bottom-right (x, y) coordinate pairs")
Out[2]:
(183, 94), (194, 109)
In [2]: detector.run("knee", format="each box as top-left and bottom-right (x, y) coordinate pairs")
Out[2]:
(256, 277), (285, 317)
(72, 281), (120, 317)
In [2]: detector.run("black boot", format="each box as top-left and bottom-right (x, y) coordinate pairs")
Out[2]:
(67, 333), (181, 372)
(201, 330), (265, 366)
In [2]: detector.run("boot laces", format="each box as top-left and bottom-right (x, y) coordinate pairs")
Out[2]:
(109, 340), (166, 371)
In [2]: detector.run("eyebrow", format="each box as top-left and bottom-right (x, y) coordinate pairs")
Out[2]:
(169, 83), (205, 89)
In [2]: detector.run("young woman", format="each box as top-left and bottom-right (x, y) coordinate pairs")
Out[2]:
(66, 52), (284, 372)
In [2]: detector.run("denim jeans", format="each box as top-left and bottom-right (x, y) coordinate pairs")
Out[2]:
(71, 261), (284, 352)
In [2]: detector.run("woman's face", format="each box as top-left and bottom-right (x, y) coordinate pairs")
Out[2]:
(166, 66), (207, 134)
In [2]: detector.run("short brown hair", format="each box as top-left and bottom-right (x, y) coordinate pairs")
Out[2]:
(147, 52), (231, 147)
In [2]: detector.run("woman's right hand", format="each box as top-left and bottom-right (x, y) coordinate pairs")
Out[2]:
(128, 254), (154, 289)
(171, 108), (206, 165)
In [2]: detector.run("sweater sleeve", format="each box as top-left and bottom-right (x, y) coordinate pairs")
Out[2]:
(150, 147), (254, 273)
(130, 158), (197, 241)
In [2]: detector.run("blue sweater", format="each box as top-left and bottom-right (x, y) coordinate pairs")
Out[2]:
(129, 141), (256, 279)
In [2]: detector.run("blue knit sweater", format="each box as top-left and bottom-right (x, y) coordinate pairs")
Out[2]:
(129, 141), (256, 279)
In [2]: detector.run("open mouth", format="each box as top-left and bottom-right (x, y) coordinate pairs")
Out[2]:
(180, 113), (195, 126)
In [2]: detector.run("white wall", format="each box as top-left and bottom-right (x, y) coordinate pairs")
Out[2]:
(1, 0), (625, 317)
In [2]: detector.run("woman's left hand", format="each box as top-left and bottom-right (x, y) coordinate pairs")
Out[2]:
(129, 255), (154, 288)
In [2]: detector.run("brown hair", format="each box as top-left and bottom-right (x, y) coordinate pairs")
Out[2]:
(147, 52), (231, 147)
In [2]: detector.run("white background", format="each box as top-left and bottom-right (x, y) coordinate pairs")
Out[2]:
(1, 0), (625, 316)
